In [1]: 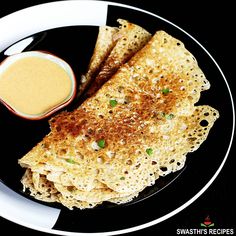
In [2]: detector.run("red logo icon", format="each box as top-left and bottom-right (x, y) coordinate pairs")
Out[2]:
(200, 216), (215, 227)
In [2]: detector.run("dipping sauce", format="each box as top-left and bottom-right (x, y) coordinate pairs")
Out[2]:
(0, 51), (76, 119)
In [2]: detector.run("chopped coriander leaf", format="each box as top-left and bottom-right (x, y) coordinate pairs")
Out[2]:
(161, 88), (170, 95)
(97, 139), (105, 148)
(120, 176), (125, 180)
(66, 158), (75, 164)
(166, 113), (175, 120)
(146, 148), (153, 156)
(109, 99), (118, 107)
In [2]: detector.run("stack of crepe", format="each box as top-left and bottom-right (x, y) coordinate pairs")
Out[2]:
(78, 19), (152, 98)
(19, 20), (219, 209)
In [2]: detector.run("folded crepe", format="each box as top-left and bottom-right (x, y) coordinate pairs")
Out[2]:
(77, 25), (118, 98)
(79, 19), (152, 98)
(19, 30), (219, 209)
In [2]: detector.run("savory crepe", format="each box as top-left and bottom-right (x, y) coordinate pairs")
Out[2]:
(77, 25), (118, 97)
(19, 27), (219, 209)
(85, 19), (152, 97)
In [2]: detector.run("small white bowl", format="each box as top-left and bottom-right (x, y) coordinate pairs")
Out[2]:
(0, 51), (77, 120)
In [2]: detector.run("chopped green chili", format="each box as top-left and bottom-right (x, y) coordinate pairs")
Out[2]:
(166, 113), (175, 120)
(109, 99), (118, 107)
(66, 158), (75, 164)
(146, 148), (153, 156)
(97, 139), (105, 148)
(161, 88), (170, 95)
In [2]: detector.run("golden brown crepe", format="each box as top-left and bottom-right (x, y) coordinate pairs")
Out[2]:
(85, 19), (152, 97)
(78, 26), (118, 97)
(19, 29), (219, 209)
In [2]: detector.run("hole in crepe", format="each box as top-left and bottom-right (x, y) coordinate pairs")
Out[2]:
(200, 120), (209, 127)
(126, 160), (132, 165)
(135, 163), (141, 169)
(187, 137), (197, 142)
(59, 148), (67, 155)
(117, 86), (124, 93)
(160, 166), (167, 172)
(87, 128), (94, 134)
(56, 126), (61, 132)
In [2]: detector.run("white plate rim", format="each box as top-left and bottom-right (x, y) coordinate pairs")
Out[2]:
(0, 1), (235, 235)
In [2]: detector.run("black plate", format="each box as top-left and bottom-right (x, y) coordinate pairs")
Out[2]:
(0, 2), (234, 235)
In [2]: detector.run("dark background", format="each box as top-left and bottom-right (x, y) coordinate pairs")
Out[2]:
(0, 0), (235, 235)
